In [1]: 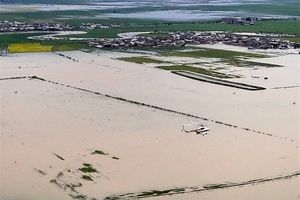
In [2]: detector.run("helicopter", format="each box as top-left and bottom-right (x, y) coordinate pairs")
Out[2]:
(181, 122), (210, 136)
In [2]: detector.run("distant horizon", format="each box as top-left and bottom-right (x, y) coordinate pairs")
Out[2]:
(0, 0), (299, 5)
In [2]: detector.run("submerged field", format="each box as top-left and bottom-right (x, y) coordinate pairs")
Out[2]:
(118, 46), (283, 80)
(1, 48), (299, 200)
(1, 1), (299, 199)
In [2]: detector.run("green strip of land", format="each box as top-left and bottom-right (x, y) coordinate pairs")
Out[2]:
(119, 57), (167, 64)
(157, 65), (238, 79)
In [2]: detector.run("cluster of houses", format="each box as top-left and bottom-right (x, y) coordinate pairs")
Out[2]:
(0, 21), (122, 32)
(220, 17), (258, 25)
(79, 23), (120, 30)
(88, 31), (300, 50)
(219, 17), (293, 26)
(222, 34), (300, 49)
(0, 21), (75, 32)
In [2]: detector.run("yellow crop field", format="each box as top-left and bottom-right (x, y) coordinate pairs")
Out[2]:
(8, 43), (53, 53)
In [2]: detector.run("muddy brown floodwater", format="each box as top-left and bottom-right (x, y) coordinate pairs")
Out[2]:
(0, 47), (299, 200)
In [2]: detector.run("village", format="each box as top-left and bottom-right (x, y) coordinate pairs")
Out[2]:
(1, 19), (300, 51)
(0, 21), (119, 32)
(219, 16), (292, 26)
(88, 31), (300, 50)
(79, 22), (120, 30)
(0, 21), (75, 32)
(220, 17), (258, 25)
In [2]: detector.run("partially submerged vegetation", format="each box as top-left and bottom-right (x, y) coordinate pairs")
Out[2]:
(157, 65), (238, 79)
(225, 59), (283, 68)
(103, 171), (300, 199)
(52, 153), (65, 160)
(79, 163), (98, 173)
(159, 48), (267, 59)
(91, 149), (121, 160)
(69, 194), (87, 200)
(33, 168), (47, 176)
(119, 56), (167, 64)
(81, 175), (93, 181)
(91, 150), (108, 155)
(51, 42), (86, 51)
(118, 47), (282, 79)
(172, 71), (266, 91)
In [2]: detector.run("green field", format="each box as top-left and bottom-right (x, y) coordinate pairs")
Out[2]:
(0, 33), (49, 44)
(159, 48), (266, 59)
(68, 19), (300, 39)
